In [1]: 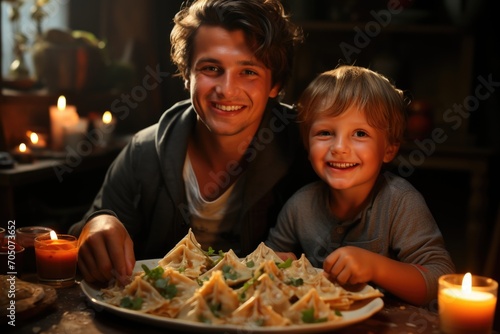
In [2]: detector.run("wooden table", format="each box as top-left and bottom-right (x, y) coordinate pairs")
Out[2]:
(4, 277), (445, 334)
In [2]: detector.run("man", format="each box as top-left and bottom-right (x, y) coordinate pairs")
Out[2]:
(70, 0), (313, 284)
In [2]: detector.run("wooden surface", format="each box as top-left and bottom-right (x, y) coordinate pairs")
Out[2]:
(3, 275), (447, 334)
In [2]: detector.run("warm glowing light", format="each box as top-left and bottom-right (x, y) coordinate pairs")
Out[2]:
(19, 143), (27, 152)
(102, 111), (113, 124)
(29, 132), (39, 144)
(462, 272), (472, 294)
(49, 230), (58, 240)
(57, 95), (67, 110)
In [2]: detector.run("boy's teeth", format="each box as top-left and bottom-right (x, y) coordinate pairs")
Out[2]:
(328, 162), (357, 168)
(216, 104), (243, 111)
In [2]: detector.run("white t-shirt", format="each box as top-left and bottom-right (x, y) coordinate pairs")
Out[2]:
(183, 154), (243, 251)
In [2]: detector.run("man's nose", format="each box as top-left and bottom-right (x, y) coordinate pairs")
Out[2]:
(215, 73), (240, 97)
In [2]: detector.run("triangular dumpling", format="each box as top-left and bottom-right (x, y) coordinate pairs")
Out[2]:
(158, 244), (209, 279)
(197, 270), (240, 317)
(229, 291), (290, 327)
(152, 268), (199, 317)
(253, 273), (292, 313)
(284, 289), (339, 325)
(103, 275), (166, 313)
(243, 242), (283, 268)
(176, 293), (225, 324)
(282, 254), (319, 282)
(199, 249), (253, 286)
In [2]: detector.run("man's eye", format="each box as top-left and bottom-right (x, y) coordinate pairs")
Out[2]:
(201, 66), (219, 73)
(243, 69), (257, 76)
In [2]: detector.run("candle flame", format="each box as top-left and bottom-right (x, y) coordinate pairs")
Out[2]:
(49, 230), (58, 240)
(19, 143), (27, 152)
(102, 111), (113, 124)
(462, 272), (472, 294)
(30, 132), (39, 144)
(57, 95), (67, 110)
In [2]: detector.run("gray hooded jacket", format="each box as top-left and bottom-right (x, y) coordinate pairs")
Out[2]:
(70, 99), (314, 259)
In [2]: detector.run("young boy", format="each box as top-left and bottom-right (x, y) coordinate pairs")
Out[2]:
(265, 65), (455, 305)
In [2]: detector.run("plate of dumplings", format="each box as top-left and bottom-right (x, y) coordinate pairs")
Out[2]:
(81, 229), (383, 333)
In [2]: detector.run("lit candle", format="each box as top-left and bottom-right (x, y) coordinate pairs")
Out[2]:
(11, 143), (34, 163)
(93, 110), (117, 147)
(27, 131), (47, 150)
(34, 231), (78, 287)
(439, 273), (498, 334)
(50, 95), (79, 151)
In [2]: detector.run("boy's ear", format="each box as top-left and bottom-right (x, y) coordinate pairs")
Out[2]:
(383, 142), (400, 163)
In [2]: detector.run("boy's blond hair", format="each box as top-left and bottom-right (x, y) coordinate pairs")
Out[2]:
(297, 65), (407, 149)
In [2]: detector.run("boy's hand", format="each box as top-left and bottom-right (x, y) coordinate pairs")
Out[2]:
(323, 246), (376, 287)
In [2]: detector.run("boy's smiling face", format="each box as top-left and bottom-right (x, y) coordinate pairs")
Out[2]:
(307, 105), (398, 194)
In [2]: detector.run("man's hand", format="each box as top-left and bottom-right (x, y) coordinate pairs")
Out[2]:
(77, 214), (135, 285)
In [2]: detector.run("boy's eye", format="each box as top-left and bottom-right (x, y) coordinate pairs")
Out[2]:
(316, 130), (331, 137)
(354, 130), (367, 137)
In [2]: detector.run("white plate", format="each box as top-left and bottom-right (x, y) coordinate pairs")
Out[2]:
(81, 259), (384, 333)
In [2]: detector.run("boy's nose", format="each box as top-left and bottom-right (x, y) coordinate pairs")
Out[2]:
(330, 137), (349, 154)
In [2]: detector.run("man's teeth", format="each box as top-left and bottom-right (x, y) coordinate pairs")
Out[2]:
(328, 162), (357, 168)
(215, 104), (243, 111)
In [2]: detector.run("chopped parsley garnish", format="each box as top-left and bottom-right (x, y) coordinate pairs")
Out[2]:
(222, 264), (238, 280)
(204, 247), (225, 266)
(301, 308), (328, 323)
(285, 277), (304, 287)
(238, 275), (260, 301)
(254, 318), (265, 326)
(209, 302), (222, 317)
(120, 296), (143, 310)
(142, 264), (164, 280)
(246, 260), (255, 268)
(206, 247), (216, 256)
(141, 264), (177, 299)
(277, 258), (293, 269)
(154, 278), (178, 299)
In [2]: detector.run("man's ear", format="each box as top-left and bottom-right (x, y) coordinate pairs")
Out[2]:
(383, 142), (400, 163)
(269, 82), (281, 99)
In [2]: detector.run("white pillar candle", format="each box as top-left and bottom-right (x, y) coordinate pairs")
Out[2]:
(50, 96), (79, 151)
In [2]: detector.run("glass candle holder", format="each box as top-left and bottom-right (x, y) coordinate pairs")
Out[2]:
(34, 233), (78, 288)
(438, 273), (498, 334)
